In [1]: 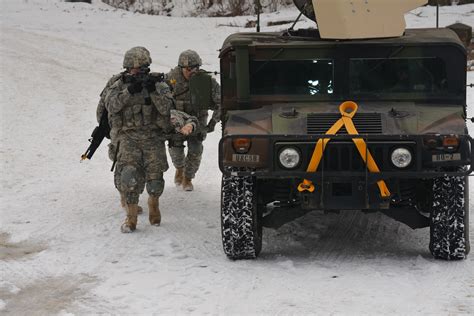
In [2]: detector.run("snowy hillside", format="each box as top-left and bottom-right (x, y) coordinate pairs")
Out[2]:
(100, 0), (294, 17)
(1, 0), (474, 314)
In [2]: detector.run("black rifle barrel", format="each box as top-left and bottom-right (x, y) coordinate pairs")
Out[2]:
(81, 110), (110, 161)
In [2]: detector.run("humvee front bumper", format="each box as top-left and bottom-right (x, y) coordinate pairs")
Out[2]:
(219, 134), (473, 177)
(219, 134), (473, 210)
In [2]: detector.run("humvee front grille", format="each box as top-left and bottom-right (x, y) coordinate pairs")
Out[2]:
(318, 142), (387, 171)
(307, 113), (382, 134)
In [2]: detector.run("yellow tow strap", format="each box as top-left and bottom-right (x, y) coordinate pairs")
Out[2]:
(297, 101), (391, 198)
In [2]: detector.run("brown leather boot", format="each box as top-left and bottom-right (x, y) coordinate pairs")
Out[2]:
(182, 176), (194, 191)
(120, 193), (143, 214)
(121, 204), (138, 233)
(174, 168), (184, 186)
(148, 196), (161, 226)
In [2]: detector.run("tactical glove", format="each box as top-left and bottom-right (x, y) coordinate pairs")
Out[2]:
(127, 79), (143, 94)
(143, 78), (156, 93)
(206, 119), (217, 133)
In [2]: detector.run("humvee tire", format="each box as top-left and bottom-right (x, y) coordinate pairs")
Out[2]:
(221, 168), (262, 259)
(429, 168), (470, 260)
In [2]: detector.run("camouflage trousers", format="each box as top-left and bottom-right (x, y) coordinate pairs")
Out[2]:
(168, 133), (206, 179)
(113, 136), (169, 204)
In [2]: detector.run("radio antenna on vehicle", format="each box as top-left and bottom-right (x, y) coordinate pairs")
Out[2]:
(289, 0), (311, 32)
(436, 0), (440, 28)
(255, 0), (262, 32)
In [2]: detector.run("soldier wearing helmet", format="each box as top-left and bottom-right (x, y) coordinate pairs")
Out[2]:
(101, 46), (175, 233)
(166, 49), (221, 191)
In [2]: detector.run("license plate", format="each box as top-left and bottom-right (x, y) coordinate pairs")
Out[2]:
(432, 153), (461, 162)
(232, 154), (260, 163)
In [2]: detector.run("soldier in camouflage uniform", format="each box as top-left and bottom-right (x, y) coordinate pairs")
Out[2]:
(97, 78), (198, 218)
(166, 50), (221, 191)
(104, 46), (174, 233)
(96, 67), (149, 215)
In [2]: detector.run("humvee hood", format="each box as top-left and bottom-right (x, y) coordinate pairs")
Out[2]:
(224, 102), (465, 136)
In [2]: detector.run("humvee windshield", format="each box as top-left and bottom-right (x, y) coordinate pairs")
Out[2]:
(248, 57), (449, 98)
(250, 59), (334, 95)
(350, 57), (448, 94)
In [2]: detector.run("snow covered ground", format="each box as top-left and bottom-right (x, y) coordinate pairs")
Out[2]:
(1, 0), (473, 314)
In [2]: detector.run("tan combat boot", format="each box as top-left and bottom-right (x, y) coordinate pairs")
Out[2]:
(121, 204), (139, 233)
(174, 168), (184, 186)
(148, 196), (161, 226)
(182, 176), (194, 191)
(120, 193), (143, 214)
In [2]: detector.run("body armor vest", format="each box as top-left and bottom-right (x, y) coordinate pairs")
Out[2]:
(109, 94), (162, 141)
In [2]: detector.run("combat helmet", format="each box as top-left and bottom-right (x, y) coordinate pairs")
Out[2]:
(123, 46), (152, 69)
(178, 50), (202, 68)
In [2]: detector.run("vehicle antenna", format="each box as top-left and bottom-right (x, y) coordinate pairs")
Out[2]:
(436, 0), (440, 28)
(289, 0), (308, 32)
(255, 0), (262, 32)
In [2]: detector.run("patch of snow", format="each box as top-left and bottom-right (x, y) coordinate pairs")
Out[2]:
(0, 281), (21, 294)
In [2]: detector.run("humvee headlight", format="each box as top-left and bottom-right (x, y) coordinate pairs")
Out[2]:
(279, 147), (300, 169)
(390, 148), (412, 168)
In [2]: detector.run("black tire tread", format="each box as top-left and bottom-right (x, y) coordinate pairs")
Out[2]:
(429, 169), (468, 260)
(221, 168), (262, 259)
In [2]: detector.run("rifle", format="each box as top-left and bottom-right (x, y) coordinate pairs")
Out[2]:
(122, 68), (165, 105)
(81, 109), (110, 161)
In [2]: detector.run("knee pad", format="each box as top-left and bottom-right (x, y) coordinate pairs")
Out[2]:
(120, 165), (145, 193)
(146, 178), (164, 197)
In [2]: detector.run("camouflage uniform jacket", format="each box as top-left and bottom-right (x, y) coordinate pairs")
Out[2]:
(166, 66), (221, 128)
(105, 75), (174, 141)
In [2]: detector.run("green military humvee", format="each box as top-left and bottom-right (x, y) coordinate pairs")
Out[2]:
(217, 0), (472, 260)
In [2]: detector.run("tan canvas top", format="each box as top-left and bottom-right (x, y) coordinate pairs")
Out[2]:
(312, 0), (428, 39)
